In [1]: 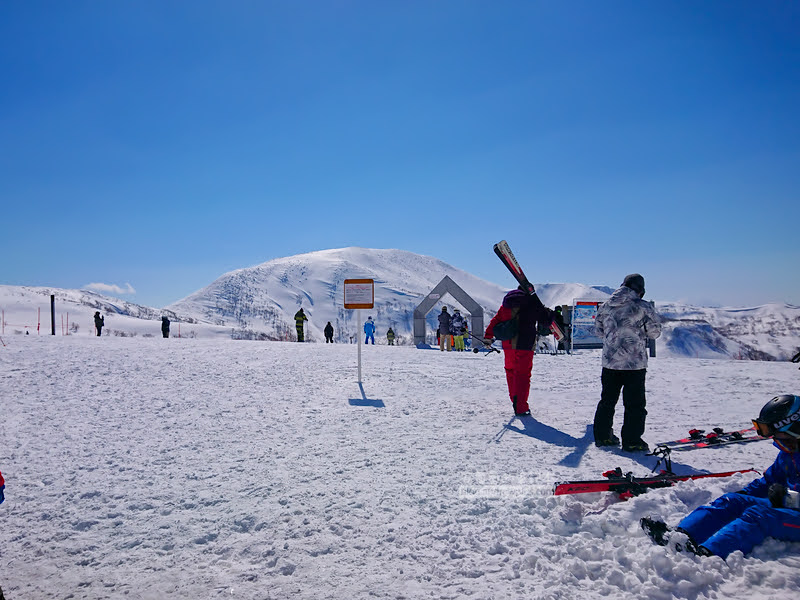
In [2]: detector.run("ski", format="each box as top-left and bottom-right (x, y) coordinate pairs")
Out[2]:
(656, 427), (766, 451)
(493, 240), (535, 295)
(553, 467), (758, 498)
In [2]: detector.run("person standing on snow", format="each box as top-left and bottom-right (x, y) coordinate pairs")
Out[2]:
(484, 287), (553, 417)
(161, 316), (171, 338)
(386, 327), (396, 345)
(94, 311), (104, 337)
(294, 308), (308, 342)
(364, 317), (376, 344)
(438, 307), (452, 352)
(324, 322), (334, 343)
(642, 394), (800, 558)
(593, 273), (661, 452)
(450, 309), (466, 351)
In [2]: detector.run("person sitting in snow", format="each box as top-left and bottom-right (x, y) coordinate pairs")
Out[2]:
(642, 394), (800, 559)
(364, 317), (376, 345)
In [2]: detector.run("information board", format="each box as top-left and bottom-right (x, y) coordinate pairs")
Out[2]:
(344, 279), (374, 309)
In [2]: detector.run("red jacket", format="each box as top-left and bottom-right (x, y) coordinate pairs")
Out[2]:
(485, 290), (552, 351)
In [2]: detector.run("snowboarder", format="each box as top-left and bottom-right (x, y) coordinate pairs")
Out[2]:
(484, 287), (553, 417)
(294, 308), (308, 342)
(438, 307), (452, 352)
(324, 322), (334, 343)
(450, 309), (466, 351)
(386, 327), (395, 345)
(161, 316), (170, 338)
(364, 317), (376, 345)
(93, 311), (104, 336)
(593, 274), (661, 452)
(642, 394), (800, 559)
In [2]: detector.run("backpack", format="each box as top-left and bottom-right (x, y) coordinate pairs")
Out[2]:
(492, 315), (519, 340)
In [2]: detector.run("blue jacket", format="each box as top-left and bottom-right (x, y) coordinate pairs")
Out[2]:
(364, 320), (376, 335)
(741, 444), (800, 497)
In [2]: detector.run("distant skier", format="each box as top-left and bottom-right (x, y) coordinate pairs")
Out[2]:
(642, 394), (800, 559)
(438, 307), (452, 352)
(94, 311), (104, 336)
(294, 308), (308, 342)
(364, 317), (376, 345)
(386, 327), (396, 346)
(161, 316), (171, 338)
(485, 287), (553, 417)
(593, 273), (661, 452)
(450, 309), (466, 351)
(324, 321), (334, 343)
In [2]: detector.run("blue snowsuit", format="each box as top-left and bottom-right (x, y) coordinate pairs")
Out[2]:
(364, 320), (376, 344)
(678, 444), (800, 558)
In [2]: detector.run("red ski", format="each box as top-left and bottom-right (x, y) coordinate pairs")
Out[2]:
(553, 467), (758, 498)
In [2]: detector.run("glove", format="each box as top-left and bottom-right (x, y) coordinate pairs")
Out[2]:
(768, 483), (787, 507)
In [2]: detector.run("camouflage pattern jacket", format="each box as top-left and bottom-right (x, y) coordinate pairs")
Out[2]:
(595, 286), (661, 370)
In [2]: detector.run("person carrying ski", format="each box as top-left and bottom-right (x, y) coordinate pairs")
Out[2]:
(593, 273), (661, 452)
(294, 308), (308, 342)
(438, 307), (452, 351)
(450, 309), (467, 351)
(642, 394), (800, 559)
(161, 316), (170, 338)
(484, 287), (553, 417)
(386, 327), (395, 345)
(324, 322), (334, 343)
(364, 317), (376, 344)
(93, 311), (104, 336)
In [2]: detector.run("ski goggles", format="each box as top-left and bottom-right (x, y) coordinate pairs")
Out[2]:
(752, 419), (800, 439)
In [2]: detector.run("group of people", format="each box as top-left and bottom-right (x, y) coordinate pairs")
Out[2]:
(93, 311), (170, 338)
(482, 272), (800, 560)
(436, 306), (470, 352)
(485, 273), (661, 451)
(295, 309), (396, 345)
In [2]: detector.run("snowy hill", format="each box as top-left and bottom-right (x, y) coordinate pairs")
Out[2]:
(165, 247), (608, 345)
(1, 247), (798, 361)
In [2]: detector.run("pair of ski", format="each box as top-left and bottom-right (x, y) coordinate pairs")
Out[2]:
(553, 466), (758, 498)
(656, 426), (764, 451)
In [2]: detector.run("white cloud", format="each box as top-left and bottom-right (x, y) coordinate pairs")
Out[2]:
(85, 282), (137, 296)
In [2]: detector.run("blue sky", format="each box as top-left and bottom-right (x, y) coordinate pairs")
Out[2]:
(2, 1), (799, 308)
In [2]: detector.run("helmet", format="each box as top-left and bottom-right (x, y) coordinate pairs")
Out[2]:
(754, 394), (800, 438)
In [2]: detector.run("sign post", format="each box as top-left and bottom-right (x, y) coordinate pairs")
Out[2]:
(344, 279), (374, 384)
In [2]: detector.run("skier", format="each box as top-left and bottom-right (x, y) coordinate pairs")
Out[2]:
(161, 316), (170, 338)
(324, 322), (334, 343)
(593, 274), (661, 452)
(364, 317), (376, 345)
(438, 307), (452, 352)
(642, 394), (800, 559)
(386, 327), (395, 345)
(294, 308), (308, 342)
(484, 287), (553, 417)
(93, 311), (104, 336)
(450, 309), (466, 351)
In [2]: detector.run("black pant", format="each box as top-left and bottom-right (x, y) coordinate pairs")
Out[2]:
(325, 336), (332, 343)
(296, 327), (304, 342)
(593, 368), (647, 445)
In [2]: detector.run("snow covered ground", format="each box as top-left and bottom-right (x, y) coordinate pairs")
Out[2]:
(1, 336), (799, 599)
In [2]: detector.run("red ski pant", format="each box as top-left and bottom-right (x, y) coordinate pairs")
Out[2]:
(503, 349), (534, 414)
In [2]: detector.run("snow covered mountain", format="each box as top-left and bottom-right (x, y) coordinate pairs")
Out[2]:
(1, 247), (798, 360)
(165, 247), (605, 344)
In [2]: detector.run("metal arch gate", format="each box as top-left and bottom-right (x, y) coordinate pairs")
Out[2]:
(413, 275), (484, 347)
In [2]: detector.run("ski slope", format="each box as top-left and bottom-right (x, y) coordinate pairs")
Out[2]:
(1, 336), (799, 598)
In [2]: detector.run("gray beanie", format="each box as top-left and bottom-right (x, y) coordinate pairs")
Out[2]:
(622, 273), (645, 297)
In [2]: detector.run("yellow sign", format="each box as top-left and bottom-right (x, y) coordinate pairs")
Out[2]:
(344, 279), (374, 309)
